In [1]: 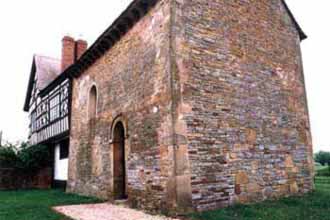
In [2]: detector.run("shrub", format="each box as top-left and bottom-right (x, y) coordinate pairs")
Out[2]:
(314, 151), (330, 166)
(0, 142), (51, 173)
(0, 144), (19, 168)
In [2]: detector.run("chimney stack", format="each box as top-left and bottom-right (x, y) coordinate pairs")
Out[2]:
(61, 36), (88, 72)
(75, 39), (88, 60)
(61, 36), (75, 72)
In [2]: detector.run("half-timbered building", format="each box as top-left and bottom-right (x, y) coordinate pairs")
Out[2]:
(23, 37), (87, 187)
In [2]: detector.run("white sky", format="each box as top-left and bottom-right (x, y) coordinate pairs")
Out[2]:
(0, 1), (329, 152)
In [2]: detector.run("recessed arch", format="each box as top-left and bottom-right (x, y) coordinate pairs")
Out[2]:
(110, 114), (128, 141)
(88, 85), (98, 120)
(88, 85), (98, 177)
(112, 120), (127, 199)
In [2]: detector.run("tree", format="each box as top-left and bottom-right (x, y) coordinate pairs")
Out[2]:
(0, 142), (50, 172)
(0, 143), (18, 168)
(314, 151), (330, 166)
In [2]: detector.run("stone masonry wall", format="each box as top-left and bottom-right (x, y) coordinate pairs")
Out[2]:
(68, 0), (183, 213)
(68, 0), (313, 214)
(173, 0), (314, 211)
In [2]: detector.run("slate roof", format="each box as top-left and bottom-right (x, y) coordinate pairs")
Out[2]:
(23, 55), (61, 111)
(34, 55), (61, 90)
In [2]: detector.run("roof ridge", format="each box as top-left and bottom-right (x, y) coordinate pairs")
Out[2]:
(39, 0), (307, 96)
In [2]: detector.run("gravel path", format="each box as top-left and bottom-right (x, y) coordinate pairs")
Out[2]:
(54, 203), (179, 220)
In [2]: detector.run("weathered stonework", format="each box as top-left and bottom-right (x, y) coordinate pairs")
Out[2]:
(0, 168), (52, 190)
(67, 0), (313, 214)
(68, 0), (182, 213)
(173, 0), (314, 211)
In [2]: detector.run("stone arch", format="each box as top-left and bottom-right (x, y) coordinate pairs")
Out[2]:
(88, 85), (98, 120)
(110, 114), (128, 141)
(88, 84), (100, 176)
(111, 119), (128, 199)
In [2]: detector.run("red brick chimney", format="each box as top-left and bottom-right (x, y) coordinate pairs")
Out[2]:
(75, 39), (88, 60)
(61, 36), (75, 72)
(61, 36), (88, 72)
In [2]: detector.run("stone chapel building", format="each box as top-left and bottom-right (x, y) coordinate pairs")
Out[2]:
(24, 0), (314, 213)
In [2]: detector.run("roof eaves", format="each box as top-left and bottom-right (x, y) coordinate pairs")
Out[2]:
(23, 57), (37, 112)
(40, 0), (159, 95)
(40, 0), (306, 96)
(281, 0), (307, 41)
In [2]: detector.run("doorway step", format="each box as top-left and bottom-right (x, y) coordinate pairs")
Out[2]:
(114, 199), (128, 207)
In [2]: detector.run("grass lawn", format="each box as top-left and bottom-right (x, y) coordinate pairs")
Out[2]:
(316, 166), (330, 177)
(0, 178), (329, 220)
(0, 189), (102, 220)
(190, 177), (330, 220)
(316, 164), (328, 171)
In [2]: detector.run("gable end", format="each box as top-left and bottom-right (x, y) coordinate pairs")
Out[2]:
(281, 0), (307, 41)
(23, 58), (37, 112)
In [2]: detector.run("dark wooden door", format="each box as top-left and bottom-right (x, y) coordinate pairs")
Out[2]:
(113, 122), (127, 199)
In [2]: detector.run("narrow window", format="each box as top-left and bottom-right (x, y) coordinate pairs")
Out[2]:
(88, 86), (98, 176)
(89, 86), (97, 120)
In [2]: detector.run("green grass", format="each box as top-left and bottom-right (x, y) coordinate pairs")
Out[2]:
(316, 166), (330, 177)
(0, 178), (329, 220)
(0, 189), (102, 220)
(315, 164), (328, 171)
(190, 177), (330, 220)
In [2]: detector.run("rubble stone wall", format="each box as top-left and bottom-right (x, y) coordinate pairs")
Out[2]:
(173, 0), (314, 211)
(67, 0), (313, 214)
(67, 0), (181, 213)
(0, 168), (52, 190)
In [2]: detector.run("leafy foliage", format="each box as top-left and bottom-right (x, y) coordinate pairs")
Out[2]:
(0, 143), (19, 168)
(0, 142), (51, 173)
(314, 151), (330, 166)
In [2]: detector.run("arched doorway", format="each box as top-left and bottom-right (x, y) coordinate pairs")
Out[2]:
(113, 121), (127, 199)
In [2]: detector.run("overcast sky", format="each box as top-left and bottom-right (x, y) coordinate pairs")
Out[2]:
(0, 1), (329, 153)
